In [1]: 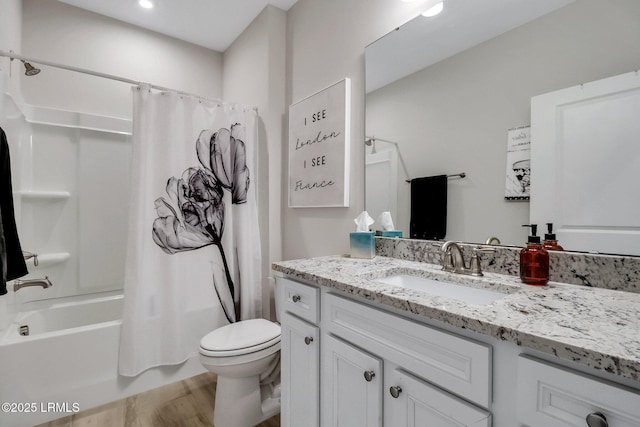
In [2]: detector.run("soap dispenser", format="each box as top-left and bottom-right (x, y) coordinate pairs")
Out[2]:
(543, 223), (564, 251)
(520, 224), (549, 286)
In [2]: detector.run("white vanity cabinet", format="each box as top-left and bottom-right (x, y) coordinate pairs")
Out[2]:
(278, 278), (320, 427)
(277, 275), (492, 426)
(517, 355), (640, 427)
(322, 292), (492, 427)
(275, 265), (640, 427)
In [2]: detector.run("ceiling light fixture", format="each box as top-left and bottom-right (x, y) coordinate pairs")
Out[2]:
(138, 0), (154, 9)
(422, 1), (444, 17)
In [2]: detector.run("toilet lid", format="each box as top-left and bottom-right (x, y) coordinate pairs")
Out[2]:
(200, 318), (281, 353)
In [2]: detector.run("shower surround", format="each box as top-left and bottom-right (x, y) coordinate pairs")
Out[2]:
(0, 88), (204, 426)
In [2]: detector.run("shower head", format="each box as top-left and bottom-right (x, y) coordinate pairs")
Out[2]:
(364, 137), (377, 154)
(21, 60), (41, 76)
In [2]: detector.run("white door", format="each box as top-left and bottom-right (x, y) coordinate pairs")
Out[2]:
(385, 369), (491, 427)
(281, 312), (319, 427)
(530, 70), (640, 255)
(322, 334), (383, 427)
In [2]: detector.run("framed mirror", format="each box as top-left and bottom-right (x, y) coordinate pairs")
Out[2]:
(365, 0), (640, 254)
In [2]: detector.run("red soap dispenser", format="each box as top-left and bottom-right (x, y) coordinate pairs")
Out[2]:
(520, 224), (549, 286)
(543, 223), (564, 251)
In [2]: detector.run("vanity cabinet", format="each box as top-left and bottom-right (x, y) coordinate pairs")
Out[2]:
(278, 278), (320, 427)
(322, 292), (492, 427)
(517, 355), (640, 427)
(277, 273), (640, 426)
(277, 275), (492, 426)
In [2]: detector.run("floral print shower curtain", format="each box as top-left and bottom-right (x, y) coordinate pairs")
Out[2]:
(119, 85), (262, 376)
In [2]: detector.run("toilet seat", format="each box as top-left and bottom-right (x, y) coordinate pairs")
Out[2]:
(199, 318), (281, 357)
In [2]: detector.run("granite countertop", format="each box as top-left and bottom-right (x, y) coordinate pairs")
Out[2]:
(272, 255), (640, 383)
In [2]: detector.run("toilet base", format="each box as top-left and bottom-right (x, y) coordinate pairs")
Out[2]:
(213, 375), (280, 427)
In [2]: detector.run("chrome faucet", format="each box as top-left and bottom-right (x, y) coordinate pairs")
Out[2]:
(441, 241), (494, 277)
(13, 277), (53, 292)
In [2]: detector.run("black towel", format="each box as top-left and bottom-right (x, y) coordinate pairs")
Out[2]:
(1, 127), (28, 295)
(410, 175), (447, 240)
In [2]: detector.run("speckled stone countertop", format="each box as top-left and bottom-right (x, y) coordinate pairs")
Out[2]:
(272, 255), (640, 383)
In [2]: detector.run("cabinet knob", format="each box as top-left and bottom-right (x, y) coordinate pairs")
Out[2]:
(586, 412), (608, 427)
(304, 336), (314, 345)
(389, 386), (402, 398)
(292, 295), (301, 303)
(363, 371), (375, 382)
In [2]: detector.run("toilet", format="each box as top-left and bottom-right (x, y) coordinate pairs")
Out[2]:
(199, 315), (282, 426)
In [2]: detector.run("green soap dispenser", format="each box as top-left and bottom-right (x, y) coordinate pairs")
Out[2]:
(520, 224), (549, 286)
(543, 223), (564, 251)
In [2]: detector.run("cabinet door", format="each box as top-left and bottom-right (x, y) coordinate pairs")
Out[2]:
(322, 334), (383, 427)
(281, 312), (319, 427)
(385, 369), (491, 427)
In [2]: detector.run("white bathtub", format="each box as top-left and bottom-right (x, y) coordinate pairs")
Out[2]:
(0, 293), (205, 427)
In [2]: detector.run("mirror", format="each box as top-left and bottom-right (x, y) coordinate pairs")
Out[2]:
(365, 0), (640, 252)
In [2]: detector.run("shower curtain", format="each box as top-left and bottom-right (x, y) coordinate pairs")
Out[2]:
(119, 85), (262, 377)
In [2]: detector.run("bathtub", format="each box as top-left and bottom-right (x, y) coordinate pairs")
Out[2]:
(0, 292), (205, 427)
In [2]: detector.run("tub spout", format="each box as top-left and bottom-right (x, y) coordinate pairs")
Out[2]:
(13, 277), (53, 292)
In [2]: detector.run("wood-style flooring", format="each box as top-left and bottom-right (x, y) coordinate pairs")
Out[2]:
(36, 372), (280, 427)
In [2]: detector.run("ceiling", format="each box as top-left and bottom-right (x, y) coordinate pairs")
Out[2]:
(365, 0), (574, 93)
(58, 0), (298, 52)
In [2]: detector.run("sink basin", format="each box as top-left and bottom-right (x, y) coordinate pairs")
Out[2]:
(374, 274), (507, 305)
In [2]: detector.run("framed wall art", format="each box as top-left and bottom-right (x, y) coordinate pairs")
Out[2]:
(288, 78), (351, 208)
(505, 125), (531, 201)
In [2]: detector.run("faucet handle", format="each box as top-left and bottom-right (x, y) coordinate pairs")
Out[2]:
(23, 251), (39, 267)
(473, 245), (496, 253)
(469, 246), (496, 276)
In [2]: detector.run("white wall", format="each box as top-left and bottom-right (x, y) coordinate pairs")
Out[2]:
(19, 0), (223, 118)
(283, 0), (431, 259)
(223, 5), (287, 318)
(0, 0), (22, 96)
(366, 0), (640, 246)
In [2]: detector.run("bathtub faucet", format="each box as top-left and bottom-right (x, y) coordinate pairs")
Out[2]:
(13, 276), (53, 292)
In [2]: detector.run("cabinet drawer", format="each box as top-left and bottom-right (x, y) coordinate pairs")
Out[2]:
(324, 293), (492, 408)
(517, 355), (640, 426)
(278, 277), (320, 324)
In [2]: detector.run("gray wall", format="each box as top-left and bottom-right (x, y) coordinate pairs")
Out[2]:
(283, 0), (429, 259)
(20, 0), (223, 118)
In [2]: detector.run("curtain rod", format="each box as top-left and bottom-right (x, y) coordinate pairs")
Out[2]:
(0, 50), (256, 111)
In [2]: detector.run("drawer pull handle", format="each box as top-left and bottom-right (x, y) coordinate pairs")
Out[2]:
(292, 295), (301, 303)
(363, 371), (375, 382)
(586, 412), (608, 427)
(304, 336), (314, 345)
(389, 386), (402, 398)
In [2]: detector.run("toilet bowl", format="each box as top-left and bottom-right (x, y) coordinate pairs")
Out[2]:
(199, 318), (281, 427)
